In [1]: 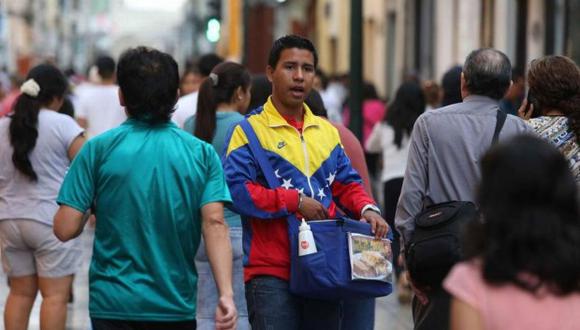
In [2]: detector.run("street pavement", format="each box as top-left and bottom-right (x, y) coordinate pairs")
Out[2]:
(0, 226), (413, 330)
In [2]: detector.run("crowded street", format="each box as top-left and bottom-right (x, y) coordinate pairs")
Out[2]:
(1, 1), (579, 330)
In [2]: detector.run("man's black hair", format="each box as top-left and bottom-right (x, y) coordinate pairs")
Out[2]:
(268, 35), (318, 69)
(95, 55), (116, 80)
(117, 47), (179, 124)
(463, 48), (512, 100)
(198, 53), (224, 77)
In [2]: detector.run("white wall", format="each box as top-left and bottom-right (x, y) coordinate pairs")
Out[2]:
(493, 0), (517, 62)
(527, 0), (544, 63)
(435, 0), (458, 81)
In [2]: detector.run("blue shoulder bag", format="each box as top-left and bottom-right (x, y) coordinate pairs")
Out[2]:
(239, 119), (393, 300)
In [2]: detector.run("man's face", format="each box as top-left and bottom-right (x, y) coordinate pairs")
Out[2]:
(180, 72), (203, 95)
(267, 48), (315, 109)
(505, 77), (525, 101)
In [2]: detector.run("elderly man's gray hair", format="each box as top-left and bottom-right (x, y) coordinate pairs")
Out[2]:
(463, 48), (512, 100)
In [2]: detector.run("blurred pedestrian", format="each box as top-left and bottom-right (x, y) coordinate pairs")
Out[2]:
(0, 66), (10, 98)
(173, 53), (224, 128)
(54, 47), (237, 330)
(320, 73), (348, 123)
(313, 69), (328, 92)
(180, 66), (203, 96)
(441, 65), (463, 106)
(247, 74), (271, 111)
(445, 135), (580, 330)
(76, 55), (126, 138)
(183, 61), (252, 330)
(0, 74), (24, 117)
(423, 80), (442, 111)
(499, 68), (525, 116)
(396, 48), (533, 330)
(343, 82), (387, 184)
(518, 55), (579, 182)
(0, 64), (86, 330)
(365, 81), (426, 303)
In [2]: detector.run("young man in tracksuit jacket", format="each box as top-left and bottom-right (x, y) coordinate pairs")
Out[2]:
(223, 35), (389, 330)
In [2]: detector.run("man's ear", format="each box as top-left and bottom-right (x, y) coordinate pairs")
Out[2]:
(118, 88), (125, 107)
(460, 72), (468, 99)
(234, 86), (244, 101)
(266, 65), (274, 83)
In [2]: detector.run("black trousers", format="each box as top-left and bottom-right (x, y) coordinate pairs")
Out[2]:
(383, 177), (404, 277)
(91, 319), (197, 330)
(412, 288), (450, 330)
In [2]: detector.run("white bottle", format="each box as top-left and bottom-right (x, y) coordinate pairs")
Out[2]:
(298, 218), (317, 256)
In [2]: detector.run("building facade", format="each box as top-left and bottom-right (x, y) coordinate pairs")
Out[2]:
(315, 0), (579, 100)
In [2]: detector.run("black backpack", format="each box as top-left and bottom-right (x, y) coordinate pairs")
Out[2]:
(405, 110), (506, 288)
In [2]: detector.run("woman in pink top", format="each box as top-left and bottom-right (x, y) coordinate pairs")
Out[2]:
(342, 82), (386, 185)
(342, 82), (386, 146)
(444, 135), (580, 330)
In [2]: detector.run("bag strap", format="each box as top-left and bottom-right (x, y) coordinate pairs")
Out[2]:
(239, 119), (300, 229)
(492, 110), (507, 145)
(239, 119), (280, 189)
(422, 109), (507, 208)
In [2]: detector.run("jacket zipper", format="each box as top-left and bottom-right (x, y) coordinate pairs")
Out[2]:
(297, 129), (315, 198)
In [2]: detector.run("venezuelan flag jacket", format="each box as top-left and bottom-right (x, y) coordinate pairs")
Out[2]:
(223, 98), (376, 282)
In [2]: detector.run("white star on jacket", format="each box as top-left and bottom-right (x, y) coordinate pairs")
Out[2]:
(317, 187), (326, 200)
(281, 178), (294, 190)
(326, 171), (336, 186)
(297, 187), (304, 195)
(274, 169), (282, 178)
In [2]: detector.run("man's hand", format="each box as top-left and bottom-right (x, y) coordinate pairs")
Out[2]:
(215, 295), (237, 330)
(298, 196), (329, 220)
(407, 273), (430, 305)
(361, 210), (389, 238)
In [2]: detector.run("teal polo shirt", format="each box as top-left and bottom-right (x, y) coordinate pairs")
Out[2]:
(57, 118), (232, 321)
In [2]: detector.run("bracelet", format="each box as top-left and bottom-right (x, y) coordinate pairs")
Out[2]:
(298, 192), (304, 210)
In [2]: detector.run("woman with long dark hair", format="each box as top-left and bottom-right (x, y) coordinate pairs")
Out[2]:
(365, 81), (425, 301)
(518, 55), (580, 181)
(445, 135), (580, 329)
(0, 64), (85, 329)
(183, 61), (251, 330)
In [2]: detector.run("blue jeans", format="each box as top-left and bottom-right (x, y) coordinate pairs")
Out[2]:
(195, 227), (249, 330)
(245, 276), (343, 330)
(341, 298), (375, 330)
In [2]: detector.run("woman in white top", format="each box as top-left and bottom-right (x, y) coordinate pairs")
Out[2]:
(0, 64), (85, 330)
(365, 81), (425, 284)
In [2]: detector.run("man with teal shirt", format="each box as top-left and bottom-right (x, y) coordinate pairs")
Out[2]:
(53, 47), (237, 330)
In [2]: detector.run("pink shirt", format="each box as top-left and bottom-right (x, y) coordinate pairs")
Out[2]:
(342, 99), (386, 147)
(444, 261), (580, 330)
(0, 91), (20, 117)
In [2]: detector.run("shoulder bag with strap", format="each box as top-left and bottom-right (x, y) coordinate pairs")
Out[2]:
(239, 119), (393, 300)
